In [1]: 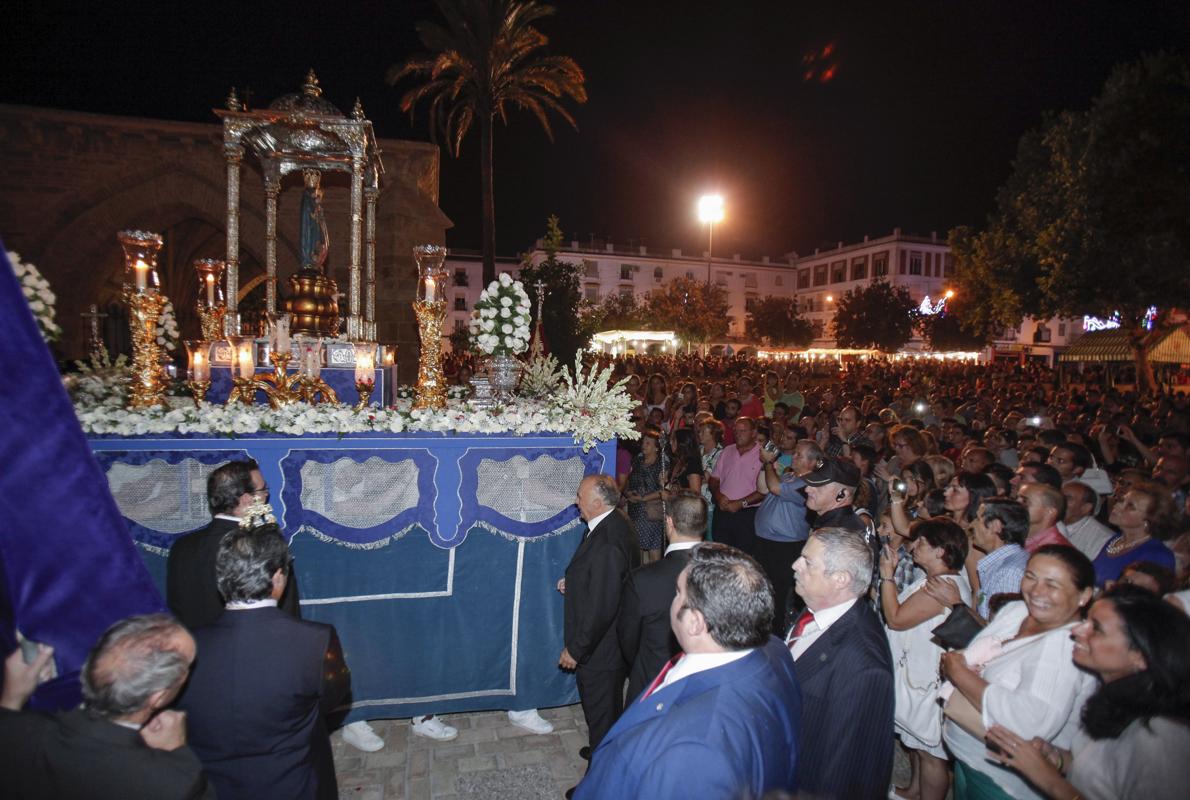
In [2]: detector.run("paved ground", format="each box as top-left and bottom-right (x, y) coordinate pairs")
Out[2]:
(332, 703), (913, 799)
(332, 705), (590, 800)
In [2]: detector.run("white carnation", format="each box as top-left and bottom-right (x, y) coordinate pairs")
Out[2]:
(500, 296), (513, 307)
(499, 273), (512, 286)
(502, 323), (513, 334)
(500, 307), (510, 318)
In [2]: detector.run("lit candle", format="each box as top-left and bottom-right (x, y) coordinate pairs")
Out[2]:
(205, 274), (216, 306)
(134, 259), (148, 291)
(355, 348), (374, 384)
(238, 343), (255, 379)
(424, 276), (436, 302)
(192, 350), (208, 382)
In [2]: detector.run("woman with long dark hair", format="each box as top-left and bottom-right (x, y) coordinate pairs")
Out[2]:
(944, 472), (998, 529)
(986, 587), (1190, 799)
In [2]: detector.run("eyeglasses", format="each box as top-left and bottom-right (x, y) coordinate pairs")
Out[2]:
(250, 485), (270, 501)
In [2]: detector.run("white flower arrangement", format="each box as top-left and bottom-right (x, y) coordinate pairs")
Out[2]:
(468, 273), (531, 355)
(446, 384), (471, 401)
(64, 350), (131, 409)
(157, 300), (179, 352)
(545, 355), (640, 451)
(7, 250), (61, 343)
(73, 360), (639, 452)
(519, 353), (563, 399)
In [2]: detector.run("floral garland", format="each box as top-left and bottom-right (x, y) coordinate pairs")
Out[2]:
(469, 273), (531, 355)
(71, 357), (640, 452)
(7, 250), (61, 342)
(157, 299), (179, 353)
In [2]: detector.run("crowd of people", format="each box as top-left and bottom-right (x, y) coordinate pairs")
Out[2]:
(569, 354), (1190, 799)
(3, 353), (1190, 799)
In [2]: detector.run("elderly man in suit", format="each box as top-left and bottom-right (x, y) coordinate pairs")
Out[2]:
(558, 474), (639, 762)
(618, 490), (706, 703)
(575, 542), (801, 799)
(789, 526), (894, 799)
(0, 614), (212, 799)
(177, 524), (349, 800)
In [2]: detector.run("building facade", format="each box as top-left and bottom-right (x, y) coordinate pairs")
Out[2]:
(446, 230), (1083, 364)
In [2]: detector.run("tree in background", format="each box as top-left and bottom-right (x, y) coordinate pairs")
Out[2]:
(832, 280), (920, 352)
(745, 296), (814, 347)
(389, 0), (587, 286)
(643, 276), (730, 350)
(919, 293), (993, 352)
(591, 291), (647, 331)
(950, 53), (1190, 391)
(517, 216), (593, 365)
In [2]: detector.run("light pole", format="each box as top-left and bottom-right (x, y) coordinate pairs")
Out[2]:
(697, 194), (724, 284)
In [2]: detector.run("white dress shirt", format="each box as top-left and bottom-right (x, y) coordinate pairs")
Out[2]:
(585, 508), (614, 536)
(656, 649), (754, 694)
(787, 597), (858, 660)
(663, 540), (700, 557)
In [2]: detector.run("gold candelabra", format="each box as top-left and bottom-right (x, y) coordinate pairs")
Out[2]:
(413, 299), (446, 410)
(227, 351), (339, 409)
(197, 305), (227, 341)
(355, 378), (375, 410)
(127, 291), (170, 409)
(187, 380), (211, 407)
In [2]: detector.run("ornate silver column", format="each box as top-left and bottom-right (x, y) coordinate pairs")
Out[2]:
(223, 143), (243, 336)
(347, 155), (364, 340)
(264, 174), (280, 314)
(364, 184), (379, 341)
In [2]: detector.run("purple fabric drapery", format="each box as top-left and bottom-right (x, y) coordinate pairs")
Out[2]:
(0, 244), (164, 711)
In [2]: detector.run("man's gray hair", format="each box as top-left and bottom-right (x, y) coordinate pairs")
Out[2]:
(798, 440), (825, 462)
(586, 474), (621, 510)
(216, 524), (291, 602)
(811, 527), (873, 596)
(81, 614), (190, 719)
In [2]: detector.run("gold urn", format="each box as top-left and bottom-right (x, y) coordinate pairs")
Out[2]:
(284, 268), (340, 337)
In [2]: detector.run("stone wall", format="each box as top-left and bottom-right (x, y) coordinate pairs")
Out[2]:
(0, 104), (451, 382)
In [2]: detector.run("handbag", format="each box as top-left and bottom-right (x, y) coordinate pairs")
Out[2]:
(931, 604), (984, 650)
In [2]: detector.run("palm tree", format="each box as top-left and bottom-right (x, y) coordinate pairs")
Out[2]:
(389, 0), (587, 285)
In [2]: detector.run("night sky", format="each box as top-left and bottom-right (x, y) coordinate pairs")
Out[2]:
(4, 1), (1188, 260)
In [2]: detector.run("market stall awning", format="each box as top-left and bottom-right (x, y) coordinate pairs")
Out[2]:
(1059, 326), (1190, 364)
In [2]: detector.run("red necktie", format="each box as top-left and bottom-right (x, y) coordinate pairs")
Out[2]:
(787, 610), (815, 647)
(641, 652), (683, 700)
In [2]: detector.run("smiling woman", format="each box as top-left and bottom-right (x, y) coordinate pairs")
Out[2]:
(940, 546), (1097, 800)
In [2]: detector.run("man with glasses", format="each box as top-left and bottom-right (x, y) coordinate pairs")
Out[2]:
(167, 459), (299, 630)
(824, 404), (863, 458)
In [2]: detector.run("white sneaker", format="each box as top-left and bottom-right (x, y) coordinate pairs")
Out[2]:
(507, 708), (554, 735)
(341, 720), (385, 752)
(411, 715), (458, 741)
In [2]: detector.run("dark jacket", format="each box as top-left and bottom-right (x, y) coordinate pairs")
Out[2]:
(794, 600), (894, 799)
(176, 606), (349, 800)
(617, 546), (694, 701)
(564, 510), (639, 670)
(166, 517), (301, 630)
(0, 707), (214, 799)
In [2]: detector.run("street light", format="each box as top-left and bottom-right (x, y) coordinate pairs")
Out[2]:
(697, 194), (724, 284)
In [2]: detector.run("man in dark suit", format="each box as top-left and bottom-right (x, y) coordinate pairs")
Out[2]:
(617, 490), (704, 703)
(789, 527), (894, 799)
(166, 459), (300, 630)
(0, 614), (213, 799)
(177, 524), (349, 800)
(575, 543), (801, 799)
(558, 474), (639, 757)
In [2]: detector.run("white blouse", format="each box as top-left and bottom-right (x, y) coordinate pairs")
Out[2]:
(944, 601), (1097, 799)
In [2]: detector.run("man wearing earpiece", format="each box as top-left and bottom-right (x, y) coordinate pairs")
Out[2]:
(802, 458), (866, 536)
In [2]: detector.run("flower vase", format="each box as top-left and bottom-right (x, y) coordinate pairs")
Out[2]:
(488, 354), (522, 402)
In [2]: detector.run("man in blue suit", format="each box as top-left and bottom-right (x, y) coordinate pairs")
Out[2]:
(574, 543), (801, 799)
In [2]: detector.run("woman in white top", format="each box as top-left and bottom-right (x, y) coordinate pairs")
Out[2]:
(880, 518), (973, 800)
(941, 545), (1098, 799)
(985, 587), (1190, 800)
